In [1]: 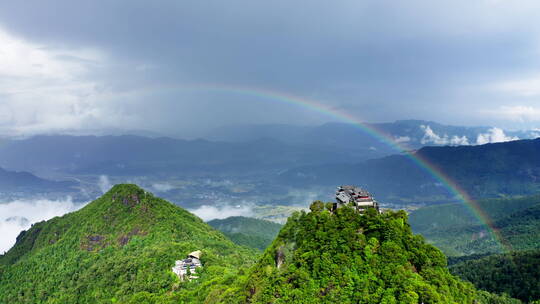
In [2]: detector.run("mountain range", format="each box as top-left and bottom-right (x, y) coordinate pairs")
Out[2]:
(0, 185), (521, 303)
(0, 167), (77, 193)
(279, 138), (540, 203)
(207, 120), (539, 148)
(0, 135), (374, 177)
(0, 120), (539, 207)
(2, 120), (537, 179)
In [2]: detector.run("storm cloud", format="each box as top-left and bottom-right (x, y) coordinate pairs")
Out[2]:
(1, 1), (540, 136)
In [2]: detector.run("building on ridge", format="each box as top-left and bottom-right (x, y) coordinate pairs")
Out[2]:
(334, 185), (380, 213)
(172, 250), (203, 281)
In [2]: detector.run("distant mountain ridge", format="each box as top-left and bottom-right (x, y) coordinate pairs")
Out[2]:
(206, 120), (538, 148)
(0, 121), (538, 206)
(0, 166), (77, 192)
(0, 135), (378, 177)
(279, 138), (540, 203)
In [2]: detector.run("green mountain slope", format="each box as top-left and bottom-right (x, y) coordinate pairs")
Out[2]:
(0, 184), (256, 303)
(0, 186), (526, 303)
(216, 203), (519, 303)
(449, 250), (540, 302)
(409, 195), (540, 256)
(208, 216), (282, 251)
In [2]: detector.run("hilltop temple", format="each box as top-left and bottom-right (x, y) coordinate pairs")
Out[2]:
(334, 185), (380, 213)
(172, 250), (202, 281)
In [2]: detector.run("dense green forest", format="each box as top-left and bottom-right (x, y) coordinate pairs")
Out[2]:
(449, 250), (540, 302)
(409, 194), (540, 303)
(208, 216), (282, 251)
(0, 185), (526, 303)
(409, 195), (540, 256)
(215, 202), (520, 303)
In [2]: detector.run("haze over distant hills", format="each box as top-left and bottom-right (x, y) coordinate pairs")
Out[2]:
(0, 120), (538, 208)
(1, 123), (539, 303)
(0, 135), (373, 177)
(207, 120), (539, 148)
(279, 138), (540, 203)
(0, 119), (536, 178)
(0, 167), (77, 193)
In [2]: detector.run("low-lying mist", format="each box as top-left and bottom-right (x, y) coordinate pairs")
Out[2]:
(0, 198), (86, 253)
(189, 204), (254, 222)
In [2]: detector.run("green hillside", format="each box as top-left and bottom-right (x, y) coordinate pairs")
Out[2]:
(208, 216), (282, 251)
(0, 184), (256, 303)
(216, 202), (519, 303)
(409, 195), (540, 256)
(449, 250), (540, 302)
(0, 186), (525, 303)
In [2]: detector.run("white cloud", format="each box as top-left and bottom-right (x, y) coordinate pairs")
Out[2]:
(2, 2), (540, 135)
(98, 175), (112, 193)
(529, 128), (540, 138)
(0, 198), (85, 253)
(420, 125), (447, 145)
(420, 125), (470, 146)
(450, 135), (470, 145)
(393, 136), (411, 144)
(485, 105), (540, 123)
(476, 127), (519, 144)
(0, 27), (133, 137)
(189, 204), (254, 222)
(152, 182), (174, 192)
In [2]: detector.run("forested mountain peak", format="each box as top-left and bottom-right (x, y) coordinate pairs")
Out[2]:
(226, 203), (519, 303)
(0, 184), (256, 303)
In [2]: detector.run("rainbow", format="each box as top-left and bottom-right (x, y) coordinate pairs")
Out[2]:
(134, 83), (510, 252)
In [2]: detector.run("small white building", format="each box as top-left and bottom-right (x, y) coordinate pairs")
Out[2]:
(172, 250), (203, 281)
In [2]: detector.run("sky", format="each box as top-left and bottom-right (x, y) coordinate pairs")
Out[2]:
(1, 0), (540, 137)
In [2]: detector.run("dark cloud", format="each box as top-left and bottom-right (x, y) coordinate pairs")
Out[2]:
(0, 0), (540, 136)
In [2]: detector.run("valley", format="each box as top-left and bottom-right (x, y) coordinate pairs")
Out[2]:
(1, 124), (539, 303)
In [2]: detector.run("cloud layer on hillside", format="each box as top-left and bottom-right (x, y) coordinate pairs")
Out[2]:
(0, 198), (86, 253)
(189, 204), (254, 222)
